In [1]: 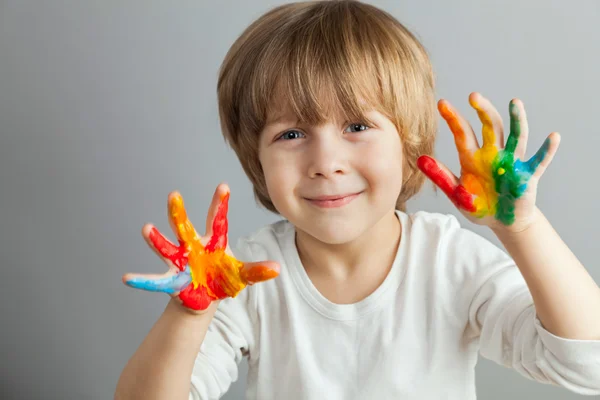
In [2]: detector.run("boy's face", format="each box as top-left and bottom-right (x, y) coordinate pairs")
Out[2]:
(259, 107), (403, 245)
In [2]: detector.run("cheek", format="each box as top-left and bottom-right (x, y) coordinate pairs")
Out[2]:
(359, 140), (403, 185)
(264, 169), (285, 195)
(261, 154), (298, 205)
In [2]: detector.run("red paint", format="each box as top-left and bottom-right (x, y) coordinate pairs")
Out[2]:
(205, 192), (229, 252)
(179, 283), (212, 311)
(206, 272), (229, 299)
(148, 227), (188, 271)
(417, 156), (476, 212)
(129, 190), (280, 311)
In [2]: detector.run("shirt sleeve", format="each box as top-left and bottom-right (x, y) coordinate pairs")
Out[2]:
(189, 239), (258, 400)
(445, 217), (600, 395)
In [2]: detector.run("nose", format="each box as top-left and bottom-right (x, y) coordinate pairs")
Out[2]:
(306, 132), (347, 179)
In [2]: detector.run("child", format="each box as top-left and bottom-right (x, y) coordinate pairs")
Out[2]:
(115, 1), (600, 399)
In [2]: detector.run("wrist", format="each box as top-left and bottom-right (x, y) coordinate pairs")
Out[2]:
(492, 206), (545, 242)
(166, 297), (219, 319)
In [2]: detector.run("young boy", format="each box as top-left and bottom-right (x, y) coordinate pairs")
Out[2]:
(115, 1), (600, 399)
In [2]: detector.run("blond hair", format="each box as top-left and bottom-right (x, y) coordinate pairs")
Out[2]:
(217, 0), (437, 213)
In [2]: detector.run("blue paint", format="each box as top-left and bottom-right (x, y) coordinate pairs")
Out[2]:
(125, 266), (191, 294)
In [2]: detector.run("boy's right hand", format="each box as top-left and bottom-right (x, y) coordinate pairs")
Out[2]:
(122, 183), (280, 313)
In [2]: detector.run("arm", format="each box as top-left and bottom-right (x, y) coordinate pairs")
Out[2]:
(115, 300), (217, 400)
(419, 92), (600, 340)
(492, 207), (600, 340)
(116, 184), (278, 399)
(420, 92), (600, 394)
(443, 220), (600, 395)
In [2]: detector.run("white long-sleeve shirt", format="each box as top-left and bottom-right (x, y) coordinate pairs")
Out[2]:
(189, 210), (600, 399)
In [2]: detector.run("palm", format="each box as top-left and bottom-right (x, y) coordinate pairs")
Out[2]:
(122, 184), (280, 311)
(418, 93), (559, 229)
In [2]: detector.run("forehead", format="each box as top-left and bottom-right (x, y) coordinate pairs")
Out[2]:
(265, 87), (373, 127)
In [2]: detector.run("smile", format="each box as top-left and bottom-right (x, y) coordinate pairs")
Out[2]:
(305, 192), (362, 208)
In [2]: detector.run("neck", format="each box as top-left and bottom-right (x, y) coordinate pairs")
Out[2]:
(295, 208), (402, 281)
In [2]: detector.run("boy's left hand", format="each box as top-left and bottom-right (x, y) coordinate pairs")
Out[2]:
(417, 92), (561, 233)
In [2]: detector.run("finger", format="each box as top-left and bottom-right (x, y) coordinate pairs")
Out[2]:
(521, 132), (560, 178)
(438, 99), (479, 171)
(417, 155), (459, 197)
(142, 224), (188, 271)
(469, 92), (504, 149)
(205, 183), (230, 253)
(417, 155), (476, 212)
(167, 191), (202, 246)
(122, 267), (192, 294)
(506, 98), (529, 159)
(205, 183), (230, 234)
(240, 261), (280, 285)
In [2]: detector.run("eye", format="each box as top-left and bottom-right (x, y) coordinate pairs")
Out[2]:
(344, 123), (370, 133)
(276, 130), (305, 141)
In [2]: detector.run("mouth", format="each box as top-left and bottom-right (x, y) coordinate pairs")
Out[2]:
(304, 192), (362, 208)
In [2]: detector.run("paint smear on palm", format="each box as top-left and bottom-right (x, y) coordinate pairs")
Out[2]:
(126, 192), (278, 310)
(418, 98), (550, 225)
(168, 192), (247, 307)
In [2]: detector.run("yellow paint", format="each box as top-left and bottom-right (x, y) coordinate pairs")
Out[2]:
(168, 193), (246, 298)
(440, 98), (502, 218)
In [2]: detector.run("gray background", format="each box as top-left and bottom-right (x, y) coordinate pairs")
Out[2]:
(1, 0), (598, 399)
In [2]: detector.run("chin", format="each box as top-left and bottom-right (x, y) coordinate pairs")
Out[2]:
(298, 215), (370, 245)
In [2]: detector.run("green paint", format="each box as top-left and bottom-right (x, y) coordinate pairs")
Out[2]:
(490, 101), (527, 226)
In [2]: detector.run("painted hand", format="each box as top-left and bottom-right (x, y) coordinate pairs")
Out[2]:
(122, 183), (280, 311)
(417, 92), (560, 231)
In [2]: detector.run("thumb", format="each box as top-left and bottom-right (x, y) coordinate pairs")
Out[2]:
(240, 261), (280, 285)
